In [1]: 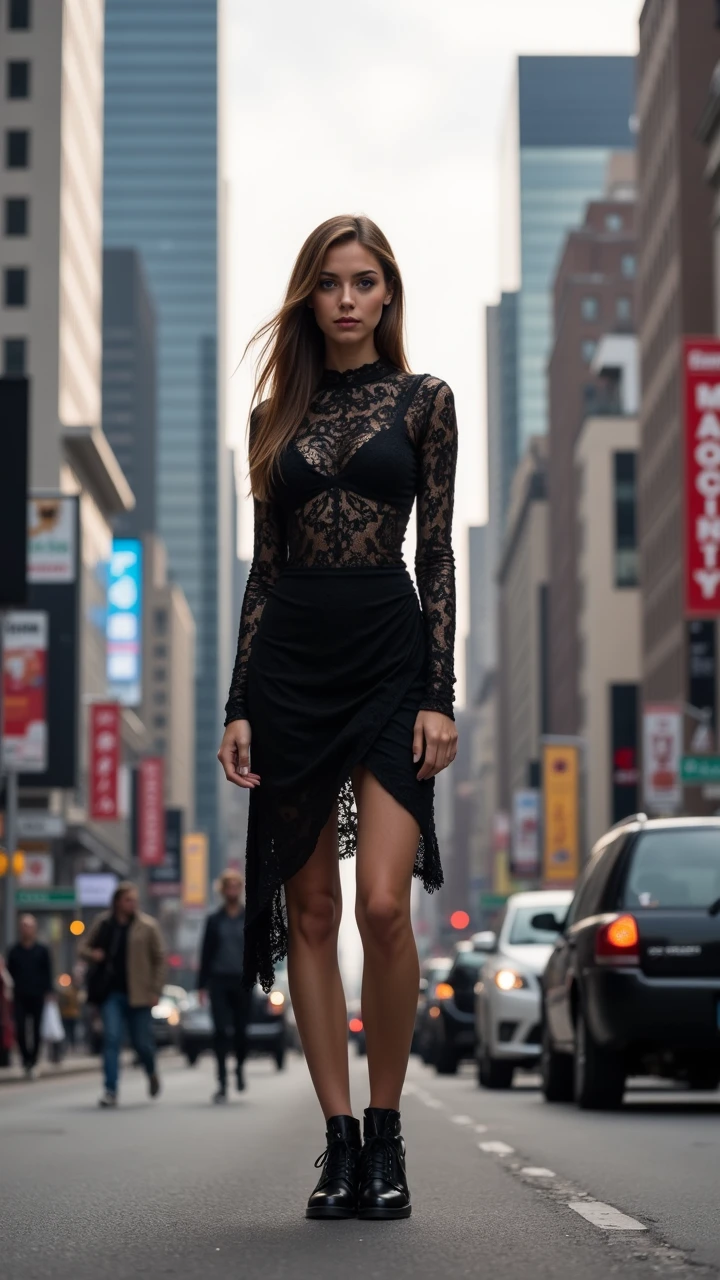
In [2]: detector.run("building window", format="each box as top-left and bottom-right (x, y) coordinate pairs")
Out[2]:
(614, 452), (638, 587)
(610, 684), (639, 824)
(153, 738), (166, 755)
(154, 608), (168, 635)
(3, 336), (26, 375)
(5, 129), (29, 168)
(605, 212), (623, 232)
(4, 267), (27, 306)
(4, 196), (28, 235)
(581, 296), (599, 322)
(153, 643), (167, 659)
(7, 60), (30, 99)
(581, 339), (597, 365)
(153, 714), (167, 729)
(621, 253), (636, 279)
(8, 0), (31, 29)
(153, 691), (167, 706)
(153, 666), (166, 682)
(616, 296), (632, 322)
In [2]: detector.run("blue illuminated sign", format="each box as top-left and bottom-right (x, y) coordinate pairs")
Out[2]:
(106, 538), (143, 706)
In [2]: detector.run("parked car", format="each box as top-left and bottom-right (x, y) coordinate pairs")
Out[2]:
(539, 814), (720, 1111)
(151, 984), (188, 1048)
(427, 936), (496, 1074)
(179, 984), (289, 1069)
(414, 956), (453, 1063)
(474, 890), (573, 1089)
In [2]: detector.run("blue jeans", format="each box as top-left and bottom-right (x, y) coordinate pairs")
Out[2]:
(101, 992), (155, 1095)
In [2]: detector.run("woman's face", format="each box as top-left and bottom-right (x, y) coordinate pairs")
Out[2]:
(310, 240), (392, 353)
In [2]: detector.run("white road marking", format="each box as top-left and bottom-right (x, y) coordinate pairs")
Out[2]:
(401, 1083), (417, 1096)
(424, 1097), (444, 1109)
(450, 1114), (473, 1125)
(474, 1124), (488, 1134)
(521, 1167), (556, 1178)
(479, 1140), (515, 1156)
(568, 1201), (647, 1231)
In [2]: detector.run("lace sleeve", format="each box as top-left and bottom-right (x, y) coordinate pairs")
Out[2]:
(415, 380), (458, 719)
(224, 489), (287, 727)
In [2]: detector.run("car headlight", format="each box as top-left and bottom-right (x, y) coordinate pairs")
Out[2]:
(268, 990), (285, 1014)
(494, 969), (527, 992)
(167, 1008), (180, 1026)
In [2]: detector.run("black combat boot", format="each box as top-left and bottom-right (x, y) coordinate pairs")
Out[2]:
(306, 1114), (361, 1219)
(358, 1107), (411, 1220)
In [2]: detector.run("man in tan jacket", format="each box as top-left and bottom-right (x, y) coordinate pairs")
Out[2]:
(81, 881), (165, 1107)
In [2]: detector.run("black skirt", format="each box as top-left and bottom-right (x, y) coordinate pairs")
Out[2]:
(244, 565), (443, 991)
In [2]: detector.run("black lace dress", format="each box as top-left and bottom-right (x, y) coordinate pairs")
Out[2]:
(225, 358), (458, 990)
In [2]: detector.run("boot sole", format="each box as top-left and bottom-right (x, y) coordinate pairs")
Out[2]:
(358, 1206), (412, 1220)
(306, 1206), (357, 1219)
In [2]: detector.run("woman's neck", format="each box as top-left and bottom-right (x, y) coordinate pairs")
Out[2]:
(323, 339), (379, 374)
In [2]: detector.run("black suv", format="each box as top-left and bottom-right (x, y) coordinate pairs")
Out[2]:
(537, 815), (720, 1110)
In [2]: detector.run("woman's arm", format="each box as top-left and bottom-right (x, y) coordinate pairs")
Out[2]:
(224, 492), (288, 726)
(414, 380), (458, 721)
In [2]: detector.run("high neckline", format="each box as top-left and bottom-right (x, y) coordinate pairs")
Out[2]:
(319, 357), (398, 390)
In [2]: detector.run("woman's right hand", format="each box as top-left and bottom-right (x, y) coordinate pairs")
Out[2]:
(217, 719), (261, 789)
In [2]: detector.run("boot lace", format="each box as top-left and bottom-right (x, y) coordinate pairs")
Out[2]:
(361, 1135), (400, 1187)
(314, 1137), (356, 1187)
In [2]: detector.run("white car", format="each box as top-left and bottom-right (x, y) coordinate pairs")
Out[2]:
(474, 890), (573, 1089)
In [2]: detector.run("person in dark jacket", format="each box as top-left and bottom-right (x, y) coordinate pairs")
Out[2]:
(7, 915), (53, 1077)
(198, 869), (250, 1102)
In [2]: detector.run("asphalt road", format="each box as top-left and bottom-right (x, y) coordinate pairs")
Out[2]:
(1, 1049), (718, 1280)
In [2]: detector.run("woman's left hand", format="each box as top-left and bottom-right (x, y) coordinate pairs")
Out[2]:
(413, 711), (458, 780)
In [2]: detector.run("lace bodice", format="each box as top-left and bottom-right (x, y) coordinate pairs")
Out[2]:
(225, 358), (458, 723)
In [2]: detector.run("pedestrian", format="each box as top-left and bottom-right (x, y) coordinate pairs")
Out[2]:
(217, 215), (458, 1220)
(198, 868), (251, 1103)
(79, 881), (165, 1108)
(6, 915), (53, 1079)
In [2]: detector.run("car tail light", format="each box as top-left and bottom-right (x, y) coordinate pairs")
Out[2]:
(434, 981), (454, 1000)
(349, 1017), (363, 1033)
(268, 990), (285, 1014)
(595, 914), (640, 966)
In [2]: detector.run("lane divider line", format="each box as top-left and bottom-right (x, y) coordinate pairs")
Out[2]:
(568, 1201), (647, 1231)
(479, 1140), (515, 1156)
(521, 1167), (556, 1178)
(450, 1114), (474, 1125)
(474, 1124), (488, 1134)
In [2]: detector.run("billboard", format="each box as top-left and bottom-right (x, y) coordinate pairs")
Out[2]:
(21, 494), (80, 789)
(511, 789), (540, 876)
(148, 808), (183, 896)
(542, 742), (580, 884)
(89, 702), (120, 821)
(683, 339), (720, 615)
(182, 832), (208, 908)
(107, 538), (143, 706)
(1, 611), (48, 771)
(138, 757), (165, 866)
(643, 704), (682, 815)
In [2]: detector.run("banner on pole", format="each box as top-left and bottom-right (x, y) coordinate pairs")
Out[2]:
(138, 757), (165, 866)
(182, 832), (208, 908)
(642, 704), (682, 815)
(542, 743), (580, 884)
(1, 611), (48, 771)
(89, 703), (120, 821)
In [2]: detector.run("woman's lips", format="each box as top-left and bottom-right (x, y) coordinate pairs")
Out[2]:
(335, 318), (360, 327)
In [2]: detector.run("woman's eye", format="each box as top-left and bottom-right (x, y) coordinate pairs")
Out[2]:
(357, 278), (375, 290)
(318, 280), (336, 290)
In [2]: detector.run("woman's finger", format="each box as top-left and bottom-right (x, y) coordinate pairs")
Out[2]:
(417, 740), (438, 781)
(412, 721), (424, 765)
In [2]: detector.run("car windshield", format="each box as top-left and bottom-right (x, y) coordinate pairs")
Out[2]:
(621, 829), (720, 909)
(508, 905), (566, 945)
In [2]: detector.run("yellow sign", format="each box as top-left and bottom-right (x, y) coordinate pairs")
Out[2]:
(182, 832), (208, 908)
(542, 744), (580, 884)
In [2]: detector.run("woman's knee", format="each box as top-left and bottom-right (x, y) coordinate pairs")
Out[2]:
(356, 891), (409, 949)
(288, 888), (340, 949)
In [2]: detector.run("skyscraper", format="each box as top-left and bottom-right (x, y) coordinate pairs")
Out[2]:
(103, 0), (233, 869)
(499, 56), (636, 448)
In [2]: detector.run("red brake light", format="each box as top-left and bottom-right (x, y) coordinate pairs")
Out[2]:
(349, 1017), (363, 1033)
(595, 914), (640, 966)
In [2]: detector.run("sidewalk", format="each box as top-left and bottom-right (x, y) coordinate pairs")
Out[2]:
(0, 1050), (132, 1085)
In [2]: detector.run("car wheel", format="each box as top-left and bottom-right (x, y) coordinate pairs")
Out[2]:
(540, 1021), (574, 1103)
(574, 1009), (625, 1110)
(477, 1051), (514, 1090)
(275, 1046), (286, 1071)
(185, 1052), (198, 1066)
(435, 1043), (458, 1075)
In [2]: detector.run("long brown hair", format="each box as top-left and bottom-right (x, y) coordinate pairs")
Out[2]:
(246, 215), (410, 500)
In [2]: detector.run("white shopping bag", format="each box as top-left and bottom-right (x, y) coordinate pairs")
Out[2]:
(40, 998), (65, 1044)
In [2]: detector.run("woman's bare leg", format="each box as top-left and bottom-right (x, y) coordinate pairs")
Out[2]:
(352, 766), (420, 1111)
(285, 807), (352, 1120)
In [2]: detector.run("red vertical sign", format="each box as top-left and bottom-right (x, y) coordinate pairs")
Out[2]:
(138, 756), (165, 866)
(684, 338), (720, 615)
(89, 703), (120, 821)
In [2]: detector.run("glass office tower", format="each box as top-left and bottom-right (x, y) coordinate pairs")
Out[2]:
(500, 56), (636, 447)
(103, 0), (231, 870)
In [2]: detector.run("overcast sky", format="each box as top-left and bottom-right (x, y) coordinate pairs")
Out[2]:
(224, 0), (642, 706)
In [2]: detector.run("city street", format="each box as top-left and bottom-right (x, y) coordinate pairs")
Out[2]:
(2, 1052), (719, 1280)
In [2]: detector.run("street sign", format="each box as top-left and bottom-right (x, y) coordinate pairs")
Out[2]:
(15, 886), (76, 909)
(16, 813), (66, 839)
(681, 755), (720, 784)
(480, 893), (508, 910)
(18, 852), (53, 888)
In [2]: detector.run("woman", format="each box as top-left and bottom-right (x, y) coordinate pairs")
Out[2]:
(218, 214), (458, 1220)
